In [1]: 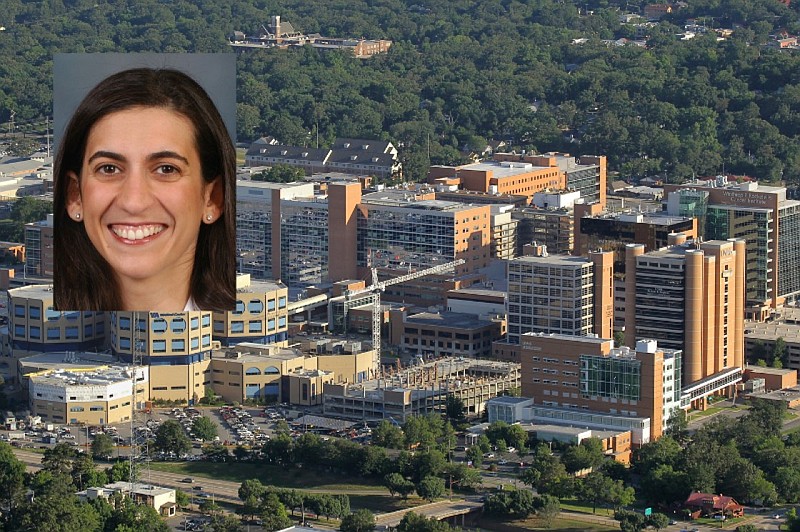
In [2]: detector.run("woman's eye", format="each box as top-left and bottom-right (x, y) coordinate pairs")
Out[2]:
(99, 164), (119, 174)
(157, 164), (178, 175)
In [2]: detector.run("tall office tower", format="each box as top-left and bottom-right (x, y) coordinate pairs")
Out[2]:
(24, 214), (54, 279)
(7, 285), (106, 357)
(489, 205), (519, 260)
(505, 249), (614, 344)
(624, 237), (746, 385)
(236, 180), (361, 287)
(665, 177), (800, 319)
(357, 190), (491, 276)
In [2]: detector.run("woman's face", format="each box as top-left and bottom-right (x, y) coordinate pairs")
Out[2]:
(67, 106), (221, 291)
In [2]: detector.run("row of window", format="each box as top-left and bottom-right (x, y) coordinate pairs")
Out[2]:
(14, 323), (104, 340)
(215, 317), (287, 334)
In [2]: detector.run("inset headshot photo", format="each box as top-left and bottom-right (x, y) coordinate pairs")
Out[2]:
(52, 53), (237, 312)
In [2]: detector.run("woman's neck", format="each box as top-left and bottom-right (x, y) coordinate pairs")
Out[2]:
(117, 273), (191, 311)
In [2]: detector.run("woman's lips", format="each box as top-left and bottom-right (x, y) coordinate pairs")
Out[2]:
(109, 224), (166, 242)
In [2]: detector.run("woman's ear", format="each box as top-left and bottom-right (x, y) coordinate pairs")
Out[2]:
(66, 171), (83, 220)
(203, 176), (224, 224)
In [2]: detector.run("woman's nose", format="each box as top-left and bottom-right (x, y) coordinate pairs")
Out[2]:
(117, 169), (155, 212)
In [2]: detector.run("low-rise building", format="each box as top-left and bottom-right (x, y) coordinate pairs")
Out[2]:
(388, 309), (504, 358)
(79, 482), (177, 516)
(28, 364), (148, 425)
(745, 307), (800, 370)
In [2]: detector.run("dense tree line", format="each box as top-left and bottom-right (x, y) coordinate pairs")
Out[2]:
(2, 0), (800, 182)
(0, 442), (170, 532)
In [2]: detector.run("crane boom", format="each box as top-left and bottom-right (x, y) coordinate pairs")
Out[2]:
(343, 259), (465, 378)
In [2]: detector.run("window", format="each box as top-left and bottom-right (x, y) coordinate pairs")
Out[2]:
(172, 339), (185, 351)
(231, 321), (244, 333)
(70, 406), (84, 412)
(119, 316), (131, 330)
(84, 324), (93, 337)
(202, 334), (211, 347)
(267, 319), (275, 331)
(47, 328), (60, 340)
(14, 325), (25, 338)
(153, 340), (166, 353)
(264, 366), (280, 375)
(246, 367), (261, 375)
(30, 326), (40, 339)
(66, 326), (79, 340)
(14, 305), (25, 318)
(278, 296), (287, 309)
(190, 316), (199, 330)
(90, 406), (104, 411)
(202, 314), (211, 327)
(29, 306), (41, 320)
(171, 318), (186, 333)
(234, 300), (245, 315)
(248, 300), (264, 313)
(119, 337), (131, 349)
(267, 299), (276, 311)
(278, 317), (286, 328)
(249, 321), (262, 333)
(151, 319), (167, 333)
(191, 337), (199, 349)
(213, 321), (224, 333)
(46, 307), (61, 321)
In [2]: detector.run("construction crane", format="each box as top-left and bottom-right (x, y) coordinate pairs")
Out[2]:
(343, 259), (465, 375)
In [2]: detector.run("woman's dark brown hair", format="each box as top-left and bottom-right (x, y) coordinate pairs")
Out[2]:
(53, 68), (236, 311)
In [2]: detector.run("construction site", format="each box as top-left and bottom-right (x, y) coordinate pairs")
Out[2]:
(322, 356), (521, 422)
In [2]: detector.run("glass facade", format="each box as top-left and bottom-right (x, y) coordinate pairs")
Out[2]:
(778, 203), (800, 302)
(280, 202), (329, 287)
(580, 354), (641, 400)
(507, 257), (594, 343)
(357, 205), (457, 270)
(237, 205), (272, 279)
(634, 258), (685, 350)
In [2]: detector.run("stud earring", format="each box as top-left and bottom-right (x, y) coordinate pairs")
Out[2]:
(75, 213), (81, 220)
(206, 214), (213, 222)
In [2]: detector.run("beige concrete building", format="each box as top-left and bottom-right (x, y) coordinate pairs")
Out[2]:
(29, 365), (148, 425)
(208, 342), (374, 404)
(213, 275), (290, 347)
(744, 306), (800, 370)
(7, 284), (106, 357)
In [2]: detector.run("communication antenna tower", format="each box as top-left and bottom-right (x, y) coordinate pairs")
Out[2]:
(129, 311), (151, 490)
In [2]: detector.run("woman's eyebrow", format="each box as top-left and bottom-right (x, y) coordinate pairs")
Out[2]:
(148, 151), (190, 165)
(87, 150), (125, 163)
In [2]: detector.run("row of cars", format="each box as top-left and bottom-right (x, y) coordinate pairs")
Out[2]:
(219, 406), (269, 445)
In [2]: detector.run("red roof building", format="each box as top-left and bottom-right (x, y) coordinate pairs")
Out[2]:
(684, 492), (744, 519)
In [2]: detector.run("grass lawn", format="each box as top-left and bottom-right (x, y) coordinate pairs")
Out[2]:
(149, 461), (386, 492)
(559, 498), (616, 517)
(235, 147), (246, 165)
(687, 405), (726, 420)
(477, 515), (619, 531)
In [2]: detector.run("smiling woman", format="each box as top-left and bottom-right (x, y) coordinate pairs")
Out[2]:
(53, 68), (236, 311)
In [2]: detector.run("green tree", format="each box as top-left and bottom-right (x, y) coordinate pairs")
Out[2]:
(191, 416), (218, 442)
(205, 513), (245, 532)
(0, 441), (26, 509)
(384, 472), (415, 499)
(664, 409), (689, 442)
(13, 492), (101, 532)
(91, 432), (114, 460)
(339, 508), (376, 532)
(735, 525), (759, 532)
(175, 489), (190, 509)
(445, 394), (465, 422)
(260, 493), (293, 531)
(396, 511), (454, 531)
(534, 494), (561, 528)
(42, 442), (77, 475)
(647, 513), (671, 531)
(103, 496), (170, 532)
(371, 420), (405, 449)
(615, 509), (646, 532)
(239, 479), (266, 502)
(416, 475), (445, 502)
(153, 419), (190, 456)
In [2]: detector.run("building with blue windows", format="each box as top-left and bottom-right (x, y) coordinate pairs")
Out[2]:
(213, 275), (289, 347)
(7, 285), (105, 357)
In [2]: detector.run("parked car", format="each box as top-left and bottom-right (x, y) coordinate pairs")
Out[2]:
(181, 477), (194, 483)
